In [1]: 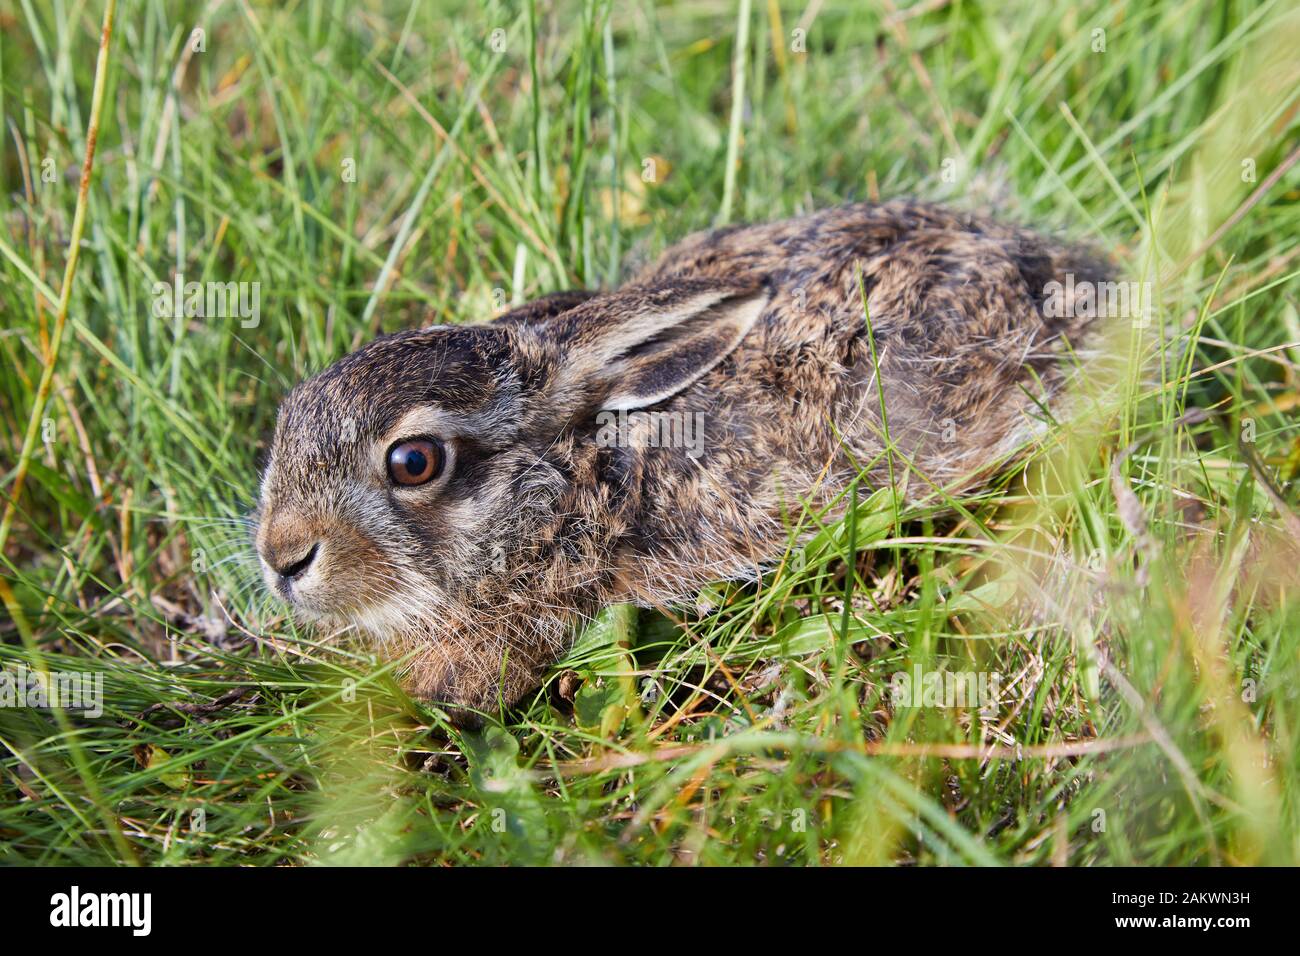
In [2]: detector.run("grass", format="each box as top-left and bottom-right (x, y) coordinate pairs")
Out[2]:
(1, 0), (1299, 866)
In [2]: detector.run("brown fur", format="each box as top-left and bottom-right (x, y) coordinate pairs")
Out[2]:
(256, 200), (1112, 723)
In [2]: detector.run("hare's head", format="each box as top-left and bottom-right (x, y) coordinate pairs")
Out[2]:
(255, 280), (768, 641)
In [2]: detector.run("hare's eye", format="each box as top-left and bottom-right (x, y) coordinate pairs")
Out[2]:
(387, 438), (444, 487)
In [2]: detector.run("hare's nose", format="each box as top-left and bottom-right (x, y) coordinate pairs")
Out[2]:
(257, 510), (323, 587)
(270, 542), (319, 581)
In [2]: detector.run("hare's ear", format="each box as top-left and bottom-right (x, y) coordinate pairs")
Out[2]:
(548, 280), (770, 411)
(492, 289), (597, 327)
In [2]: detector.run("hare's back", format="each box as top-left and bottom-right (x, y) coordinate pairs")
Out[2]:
(647, 201), (1112, 485)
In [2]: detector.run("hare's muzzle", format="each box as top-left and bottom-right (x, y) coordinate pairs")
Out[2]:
(267, 541), (319, 585)
(256, 509), (324, 597)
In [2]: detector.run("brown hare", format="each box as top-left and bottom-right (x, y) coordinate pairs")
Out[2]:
(255, 200), (1113, 722)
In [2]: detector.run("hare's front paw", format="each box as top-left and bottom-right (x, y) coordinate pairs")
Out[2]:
(402, 643), (542, 726)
